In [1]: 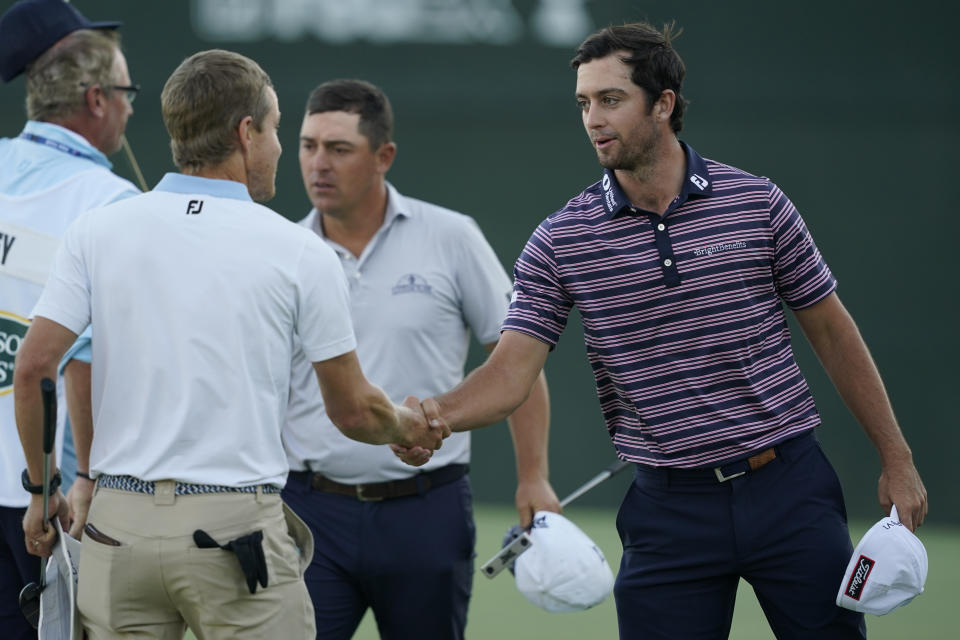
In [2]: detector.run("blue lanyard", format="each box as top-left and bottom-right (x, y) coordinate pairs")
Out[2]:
(19, 132), (97, 161)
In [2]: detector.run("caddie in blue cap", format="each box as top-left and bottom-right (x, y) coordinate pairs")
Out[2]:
(0, 2), (137, 636)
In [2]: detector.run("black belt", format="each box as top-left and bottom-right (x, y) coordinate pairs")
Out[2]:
(288, 464), (468, 502)
(637, 430), (816, 484)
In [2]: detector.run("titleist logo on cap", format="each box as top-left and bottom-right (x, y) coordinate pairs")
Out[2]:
(845, 555), (875, 600)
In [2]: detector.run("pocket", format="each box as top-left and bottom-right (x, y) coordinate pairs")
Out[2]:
(281, 502), (314, 578)
(76, 533), (133, 630)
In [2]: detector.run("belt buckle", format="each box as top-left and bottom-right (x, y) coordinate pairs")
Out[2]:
(355, 484), (383, 502)
(713, 467), (746, 483)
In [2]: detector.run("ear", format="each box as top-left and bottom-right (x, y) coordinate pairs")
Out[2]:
(375, 141), (397, 174)
(236, 115), (255, 156)
(655, 89), (677, 124)
(85, 85), (107, 119)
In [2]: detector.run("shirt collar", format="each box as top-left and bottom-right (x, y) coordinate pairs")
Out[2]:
(599, 140), (713, 219)
(154, 173), (254, 201)
(23, 120), (113, 169)
(309, 180), (411, 238)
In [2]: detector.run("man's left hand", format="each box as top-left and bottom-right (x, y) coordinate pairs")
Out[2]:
(878, 459), (928, 531)
(515, 477), (560, 528)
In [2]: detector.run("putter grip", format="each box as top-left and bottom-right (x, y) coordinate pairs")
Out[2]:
(40, 378), (56, 454)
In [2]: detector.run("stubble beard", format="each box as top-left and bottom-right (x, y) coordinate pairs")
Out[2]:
(597, 125), (661, 174)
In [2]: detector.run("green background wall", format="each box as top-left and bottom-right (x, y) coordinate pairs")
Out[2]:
(2, 0), (956, 523)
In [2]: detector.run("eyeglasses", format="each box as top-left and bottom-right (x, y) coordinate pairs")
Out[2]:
(106, 84), (140, 104)
(80, 82), (141, 104)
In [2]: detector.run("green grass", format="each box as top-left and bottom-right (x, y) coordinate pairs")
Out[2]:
(186, 502), (957, 639)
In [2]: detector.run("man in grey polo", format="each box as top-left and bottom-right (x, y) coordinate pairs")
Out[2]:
(282, 79), (557, 639)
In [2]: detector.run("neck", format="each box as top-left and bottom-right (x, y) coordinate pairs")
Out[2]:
(320, 182), (389, 258)
(43, 114), (104, 154)
(616, 136), (686, 216)
(187, 153), (246, 185)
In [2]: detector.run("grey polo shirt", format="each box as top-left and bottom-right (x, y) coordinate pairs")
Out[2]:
(284, 182), (513, 482)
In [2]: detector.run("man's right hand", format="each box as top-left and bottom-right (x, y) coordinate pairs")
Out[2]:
(66, 475), (95, 539)
(397, 395), (450, 451)
(22, 490), (68, 557)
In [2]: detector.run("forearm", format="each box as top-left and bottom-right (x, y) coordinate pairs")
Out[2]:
(64, 360), (93, 473)
(507, 371), (551, 482)
(796, 296), (911, 464)
(331, 383), (405, 445)
(14, 360), (57, 484)
(436, 330), (550, 432)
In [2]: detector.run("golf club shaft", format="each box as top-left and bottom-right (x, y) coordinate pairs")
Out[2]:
(39, 377), (56, 586)
(121, 135), (148, 192)
(558, 460), (631, 508)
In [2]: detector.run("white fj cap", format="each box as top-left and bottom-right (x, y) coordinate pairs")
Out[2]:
(836, 505), (928, 615)
(514, 510), (614, 613)
(39, 519), (83, 640)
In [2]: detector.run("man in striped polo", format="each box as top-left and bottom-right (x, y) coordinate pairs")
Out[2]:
(408, 21), (928, 640)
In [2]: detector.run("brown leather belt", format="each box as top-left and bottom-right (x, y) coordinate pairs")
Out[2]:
(633, 431), (819, 485)
(288, 464), (468, 502)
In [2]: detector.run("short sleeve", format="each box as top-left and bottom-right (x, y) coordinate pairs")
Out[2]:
(454, 218), (513, 345)
(769, 182), (837, 309)
(502, 219), (574, 348)
(293, 234), (357, 363)
(31, 215), (92, 334)
(58, 326), (92, 374)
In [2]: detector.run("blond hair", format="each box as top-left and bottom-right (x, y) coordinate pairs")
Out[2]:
(161, 49), (273, 172)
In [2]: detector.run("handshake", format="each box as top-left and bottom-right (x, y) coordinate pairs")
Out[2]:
(392, 396), (448, 467)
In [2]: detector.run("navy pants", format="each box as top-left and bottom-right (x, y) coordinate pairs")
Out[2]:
(614, 431), (867, 639)
(282, 472), (475, 640)
(0, 505), (37, 640)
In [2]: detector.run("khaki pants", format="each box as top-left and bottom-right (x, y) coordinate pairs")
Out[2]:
(77, 484), (315, 640)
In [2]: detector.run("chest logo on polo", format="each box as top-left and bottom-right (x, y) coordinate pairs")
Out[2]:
(392, 273), (433, 296)
(0, 312), (30, 394)
(693, 241), (747, 257)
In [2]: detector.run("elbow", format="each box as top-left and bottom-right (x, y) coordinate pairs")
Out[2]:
(13, 349), (58, 394)
(326, 405), (381, 444)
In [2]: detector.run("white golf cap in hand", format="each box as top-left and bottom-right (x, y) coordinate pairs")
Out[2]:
(836, 505), (928, 615)
(514, 511), (614, 613)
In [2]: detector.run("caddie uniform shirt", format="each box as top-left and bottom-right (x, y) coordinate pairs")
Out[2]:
(284, 182), (513, 483)
(0, 121), (138, 507)
(503, 142), (836, 469)
(32, 173), (356, 488)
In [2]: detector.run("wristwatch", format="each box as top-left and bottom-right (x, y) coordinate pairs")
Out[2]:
(21, 468), (62, 495)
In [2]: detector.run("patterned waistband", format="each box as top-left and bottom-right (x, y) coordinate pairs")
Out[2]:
(97, 474), (282, 496)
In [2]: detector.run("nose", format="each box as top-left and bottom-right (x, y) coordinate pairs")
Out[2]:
(583, 103), (603, 130)
(310, 148), (332, 172)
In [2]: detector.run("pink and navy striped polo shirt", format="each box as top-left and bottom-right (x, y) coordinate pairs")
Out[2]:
(503, 143), (836, 468)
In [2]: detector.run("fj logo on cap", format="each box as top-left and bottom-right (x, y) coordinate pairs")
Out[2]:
(186, 200), (204, 215)
(845, 555), (875, 600)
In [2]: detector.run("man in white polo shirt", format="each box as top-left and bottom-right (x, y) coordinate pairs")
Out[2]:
(14, 50), (446, 639)
(283, 79), (556, 639)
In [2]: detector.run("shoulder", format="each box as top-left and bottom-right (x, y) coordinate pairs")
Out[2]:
(393, 190), (493, 246)
(702, 157), (772, 193)
(397, 190), (475, 227)
(541, 179), (605, 230)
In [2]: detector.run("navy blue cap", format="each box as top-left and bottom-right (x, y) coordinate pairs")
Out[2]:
(0, 0), (121, 83)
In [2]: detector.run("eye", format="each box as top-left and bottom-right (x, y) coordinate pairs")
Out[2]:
(576, 99), (588, 111)
(601, 96), (619, 106)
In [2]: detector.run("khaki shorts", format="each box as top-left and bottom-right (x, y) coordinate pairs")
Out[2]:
(78, 483), (315, 640)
